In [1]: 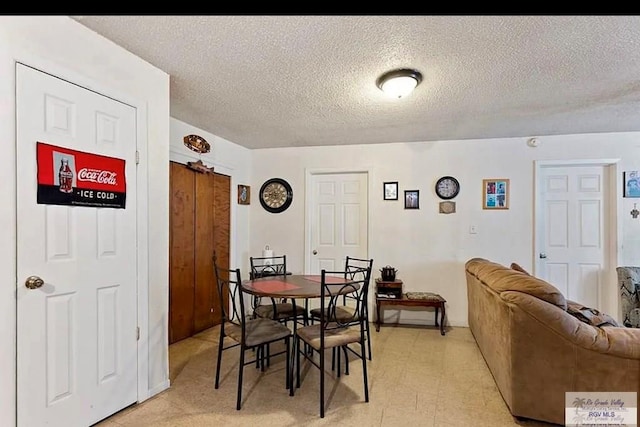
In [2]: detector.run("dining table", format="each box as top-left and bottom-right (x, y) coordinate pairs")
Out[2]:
(241, 273), (359, 394)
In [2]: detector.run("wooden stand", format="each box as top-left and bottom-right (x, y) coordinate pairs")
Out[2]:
(375, 278), (447, 335)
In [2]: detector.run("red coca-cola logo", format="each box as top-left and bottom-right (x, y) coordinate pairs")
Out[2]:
(77, 168), (118, 186)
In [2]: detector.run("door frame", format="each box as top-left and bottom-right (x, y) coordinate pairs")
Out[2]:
(12, 56), (151, 415)
(304, 167), (371, 274)
(533, 158), (621, 318)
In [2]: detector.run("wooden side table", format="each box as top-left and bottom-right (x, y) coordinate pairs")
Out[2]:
(375, 282), (447, 335)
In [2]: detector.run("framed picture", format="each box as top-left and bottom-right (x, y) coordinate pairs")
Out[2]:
(482, 179), (509, 209)
(404, 190), (419, 209)
(237, 184), (250, 205)
(383, 181), (398, 200)
(624, 171), (640, 198)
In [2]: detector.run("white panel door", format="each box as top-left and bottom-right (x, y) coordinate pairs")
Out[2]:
(309, 172), (368, 273)
(16, 64), (138, 427)
(538, 165), (607, 308)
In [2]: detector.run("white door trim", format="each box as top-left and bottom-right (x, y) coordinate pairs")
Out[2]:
(11, 55), (151, 414)
(304, 167), (371, 274)
(533, 158), (621, 318)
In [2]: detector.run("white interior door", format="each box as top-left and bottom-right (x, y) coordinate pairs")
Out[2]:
(308, 172), (368, 273)
(536, 164), (609, 309)
(16, 63), (138, 427)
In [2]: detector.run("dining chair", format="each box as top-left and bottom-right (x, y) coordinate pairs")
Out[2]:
(309, 256), (374, 361)
(249, 255), (308, 327)
(213, 255), (292, 410)
(293, 267), (372, 418)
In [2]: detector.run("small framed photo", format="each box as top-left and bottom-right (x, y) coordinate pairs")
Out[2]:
(383, 181), (398, 200)
(482, 179), (509, 210)
(404, 190), (419, 209)
(237, 184), (250, 205)
(624, 171), (640, 198)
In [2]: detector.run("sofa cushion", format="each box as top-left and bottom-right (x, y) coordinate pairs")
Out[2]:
(466, 258), (567, 310)
(510, 262), (531, 275)
(566, 300), (621, 327)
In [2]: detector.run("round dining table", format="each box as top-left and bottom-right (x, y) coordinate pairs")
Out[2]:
(241, 274), (358, 299)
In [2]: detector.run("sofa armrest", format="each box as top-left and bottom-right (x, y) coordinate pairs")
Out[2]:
(501, 291), (640, 359)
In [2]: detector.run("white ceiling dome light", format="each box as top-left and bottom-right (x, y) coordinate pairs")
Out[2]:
(376, 68), (423, 99)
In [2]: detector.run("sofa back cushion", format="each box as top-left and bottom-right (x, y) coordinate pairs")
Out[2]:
(466, 258), (567, 310)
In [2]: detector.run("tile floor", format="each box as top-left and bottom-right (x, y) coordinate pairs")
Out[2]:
(96, 325), (558, 426)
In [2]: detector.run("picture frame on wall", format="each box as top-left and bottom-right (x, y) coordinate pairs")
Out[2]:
(482, 179), (509, 209)
(404, 190), (419, 209)
(624, 171), (640, 198)
(384, 181), (398, 200)
(238, 184), (250, 205)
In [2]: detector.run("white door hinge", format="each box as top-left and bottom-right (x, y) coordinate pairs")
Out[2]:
(136, 326), (140, 341)
(135, 150), (140, 164)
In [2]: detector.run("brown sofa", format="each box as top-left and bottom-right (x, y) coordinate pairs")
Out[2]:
(465, 257), (640, 425)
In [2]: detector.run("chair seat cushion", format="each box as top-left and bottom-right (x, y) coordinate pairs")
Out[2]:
(296, 324), (362, 350)
(225, 318), (291, 347)
(309, 306), (359, 323)
(255, 302), (306, 320)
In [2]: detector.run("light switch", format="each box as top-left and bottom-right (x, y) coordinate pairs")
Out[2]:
(469, 225), (478, 234)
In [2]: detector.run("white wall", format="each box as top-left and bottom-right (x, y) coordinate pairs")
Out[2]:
(0, 16), (170, 426)
(169, 118), (252, 271)
(250, 133), (640, 328)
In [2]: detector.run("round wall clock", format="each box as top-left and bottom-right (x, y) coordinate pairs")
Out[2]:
(259, 178), (293, 213)
(435, 176), (460, 200)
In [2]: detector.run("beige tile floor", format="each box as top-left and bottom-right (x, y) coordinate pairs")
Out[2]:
(96, 325), (558, 427)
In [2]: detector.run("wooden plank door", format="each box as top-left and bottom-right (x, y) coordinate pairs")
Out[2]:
(169, 162), (196, 344)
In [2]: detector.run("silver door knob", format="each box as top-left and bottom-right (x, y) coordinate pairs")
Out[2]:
(312, 250), (317, 255)
(25, 275), (44, 289)
(539, 253), (547, 259)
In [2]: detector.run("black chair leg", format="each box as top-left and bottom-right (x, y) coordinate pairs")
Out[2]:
(237, 347), (245, 410)
(215, 333), (224, 388)
(320, 343), (325, 418)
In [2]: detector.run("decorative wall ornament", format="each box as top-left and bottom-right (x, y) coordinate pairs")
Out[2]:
(183, 134), (211, 154)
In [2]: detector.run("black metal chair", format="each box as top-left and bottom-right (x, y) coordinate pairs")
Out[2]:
(249, 255), (308, 327)
(213, 255), (292, 410)
(293, 266), (372, 418)
(309, 256), (374, 361)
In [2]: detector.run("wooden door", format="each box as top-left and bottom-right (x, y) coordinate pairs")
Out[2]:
(16, 63), (138, 426)
(169, 163), (196, 343)
(308, 172), (369, 272)
(169, 162), (230, 344)
(537, 164), (608, 309)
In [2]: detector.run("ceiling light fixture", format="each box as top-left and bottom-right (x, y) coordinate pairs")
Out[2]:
(376, 68), (423, 99)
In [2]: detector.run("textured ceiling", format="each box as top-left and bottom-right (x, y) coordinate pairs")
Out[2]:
(71, 15), (640, 150)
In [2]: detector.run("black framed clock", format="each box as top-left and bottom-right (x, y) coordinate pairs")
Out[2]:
(259, 178), (293, 213)
(435, 176), (460, 200)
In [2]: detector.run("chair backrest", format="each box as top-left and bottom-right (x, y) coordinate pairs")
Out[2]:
(213, 254), (246, 329)
(343, 256), (374, 303)
(250, 255), (287, 279)
(320, 265), (373, 330)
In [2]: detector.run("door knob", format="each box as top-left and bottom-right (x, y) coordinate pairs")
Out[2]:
(539, 253), (547, 259)
(312, 250), (317, 255)
(25, 275), (44, 289)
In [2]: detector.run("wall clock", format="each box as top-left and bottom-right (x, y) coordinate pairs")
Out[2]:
(259, 178), (293, 213)
(435, 176), (460, 200)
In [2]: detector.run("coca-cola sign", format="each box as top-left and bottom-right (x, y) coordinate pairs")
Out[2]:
(36, 142), (127, 209)
(77, 168), (118, 186)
